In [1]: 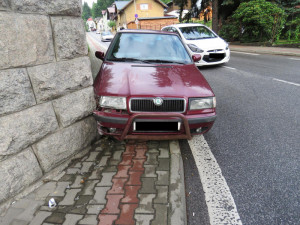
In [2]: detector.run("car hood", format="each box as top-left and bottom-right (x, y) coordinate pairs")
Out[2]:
(185, 37), (226, 51)
(94, 62), (214, 98)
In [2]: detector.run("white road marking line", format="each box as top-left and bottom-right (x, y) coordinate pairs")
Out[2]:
(289, 58), (300, 61)
(273, 78), (300, 87)
(223, 66), (237, 70)
(188, 135), (242, 225)
(231, 51), (260, 56)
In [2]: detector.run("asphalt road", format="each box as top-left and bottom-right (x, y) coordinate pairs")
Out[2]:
(199, 52), (300, 224)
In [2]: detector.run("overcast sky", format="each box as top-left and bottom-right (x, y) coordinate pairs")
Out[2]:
(83, 0), (96, 8)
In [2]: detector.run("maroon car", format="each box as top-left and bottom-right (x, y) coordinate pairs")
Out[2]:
(93, 30), (216, 140)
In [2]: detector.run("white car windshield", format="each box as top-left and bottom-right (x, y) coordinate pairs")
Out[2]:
(106, 33), (192, 64)
(179, 26), (217, 40)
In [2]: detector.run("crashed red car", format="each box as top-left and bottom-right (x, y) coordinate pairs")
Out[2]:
(93, 30), (216, 140)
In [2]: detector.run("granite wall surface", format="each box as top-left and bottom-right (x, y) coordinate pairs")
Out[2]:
(0, 0), (97, 206)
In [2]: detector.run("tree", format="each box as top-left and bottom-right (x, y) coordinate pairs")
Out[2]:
(92, 0), (103, 19)
(82, 2), (91, 21)
(226, 0), (286, 43)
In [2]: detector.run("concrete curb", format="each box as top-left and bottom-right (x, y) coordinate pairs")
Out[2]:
(169, 140), (187, 225)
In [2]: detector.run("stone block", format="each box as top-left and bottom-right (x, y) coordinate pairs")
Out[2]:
(51, 16), (88, 60)
(0, 0), (8, 10)
(0, 68), (36, 116)
(53, 87), (96, 127)
(27, 57), (92, 103)
(33, 117), (97, 172)
(0, 103), (59, 156)
(0, 148), (43, 204)
(10, 0), (81, 16)
(0, 12), (54, 70)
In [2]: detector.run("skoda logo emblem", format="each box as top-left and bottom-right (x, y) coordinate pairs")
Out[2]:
(153, 97), (163, 106)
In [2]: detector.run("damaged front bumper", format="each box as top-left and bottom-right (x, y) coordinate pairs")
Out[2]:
(93, 111), (216, 141)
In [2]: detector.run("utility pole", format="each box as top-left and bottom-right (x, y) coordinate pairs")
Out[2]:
(212, 0), (219, 34)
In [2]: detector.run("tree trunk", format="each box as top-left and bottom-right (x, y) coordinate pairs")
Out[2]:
(212, 0), (219, 34)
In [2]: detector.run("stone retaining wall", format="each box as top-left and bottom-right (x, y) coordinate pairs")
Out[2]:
(0, 0), (97, 206)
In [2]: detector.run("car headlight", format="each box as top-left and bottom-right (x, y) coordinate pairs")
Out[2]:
(189, 97), (216, 110)
(225, 42), (229, 50)
(100, 96), (127, 110)
(187, 44), (204, 53)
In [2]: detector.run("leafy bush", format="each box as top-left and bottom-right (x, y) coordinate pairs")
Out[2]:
(108, 21), (116, 29)
(220, 0), (286, 43)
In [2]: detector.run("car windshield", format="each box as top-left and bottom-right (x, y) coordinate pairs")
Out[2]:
(106, 33), (192, 64)
(179, 26), (217, 40)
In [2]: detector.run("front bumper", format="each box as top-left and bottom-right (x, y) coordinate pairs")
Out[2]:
(194, 49), (230, 66)
(93, 111), (216, 141)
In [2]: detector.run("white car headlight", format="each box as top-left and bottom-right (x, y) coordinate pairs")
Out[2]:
(100, 96), (127, 110)
(187, 44), (204, 53)
(189, 97), (216, 110)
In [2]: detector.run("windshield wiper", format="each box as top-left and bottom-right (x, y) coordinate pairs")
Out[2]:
(109, 57), (143, 62)
(141, 59), (186, 64)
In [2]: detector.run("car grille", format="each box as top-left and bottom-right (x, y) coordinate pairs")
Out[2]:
(203, 53), (226, 62)
(130, 98), (185, 112)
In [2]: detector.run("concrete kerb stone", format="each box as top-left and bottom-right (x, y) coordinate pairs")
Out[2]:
(169, 140), (187, 225)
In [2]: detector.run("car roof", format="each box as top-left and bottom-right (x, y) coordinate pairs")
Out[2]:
(118, 29), (176, 35)
(165, 23), (206, 28)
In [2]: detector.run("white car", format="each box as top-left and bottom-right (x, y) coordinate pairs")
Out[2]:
(101, 31), (114, 42)
(162, 23), (230, 66)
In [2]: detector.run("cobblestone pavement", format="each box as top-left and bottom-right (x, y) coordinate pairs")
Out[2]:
(0, 138), (186, 225)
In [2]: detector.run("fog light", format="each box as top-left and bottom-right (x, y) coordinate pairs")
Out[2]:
(196, 127), (202, 133)
(109, 128), (116, 133)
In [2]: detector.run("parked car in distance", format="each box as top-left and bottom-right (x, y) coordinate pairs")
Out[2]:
(162, 23), (230, 66)
(96, 30), (101, 34)
(93, 30), (216, 141)
(101, 31), (114, 42)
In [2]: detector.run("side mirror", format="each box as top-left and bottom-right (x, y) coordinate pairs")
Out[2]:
(95, 51), (105, 60)
(192, 54), (201, 62)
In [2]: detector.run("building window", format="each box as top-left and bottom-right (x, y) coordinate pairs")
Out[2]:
(140, 3), (148, 10)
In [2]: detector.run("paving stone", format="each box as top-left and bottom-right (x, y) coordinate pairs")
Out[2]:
(101, 194), (123, 214)
(89, 168), (104, 180)
(135, 214), (154, 225)
(126, 171), (144, 186)
(82, 180), (98, 195)
(80, 162), (93, 173)
(98, 156), (110, 167)
(85, 152), (100, 162)
(10, 199), (44, 222)
(62, 214), (83, 225)
(108, 159), (120, 166)
(66, 168), (80, 174)
(123, 145), (135, 155)
(95, 146), (104, 152)
(112, 150), (123, 161)
(86, 205), (104, 214)
(10, 219), (28, 225)
(69, 205), (88, 214)
(98, 214), (118, 225)
(0, 208), (24, 225)
(103, 149), (112, 156)
(78, 214), (98, 225)
(103, 166), (117, 172)
(147, 148), (159, 153)
(134, 148), (147, 159)
(74, 162), (82, 168)
(145, 153), (159, 165)
(142, 165), (157, 178)
(50, 182), (70, 197)
(44, 212), (65, 224)
(119, 154), (134, 166)
(147, 141), (159, 148)
(33, 182), (57, 200)
(156, 171), (169, 185)
(154, 186), (168, 204)
(139, 178), (157, 194)
(75, 195), (93, 206)
(121, 186), (141, 204)
(156, 158), (170, 171)
(114, 165), (131, 178)
(135, 194), (155, 214)
(97, 172), (115, 186)
(158, 141), (169, 148)
(70, 175), (84, 188)
(81, 156), (88, 162)
(59, 189), (81, 205)
(59, 174), (76, 182)
(54, 205), (86, 215)
(130, 159), (146, 172)
(115, 203), (138, 225)
(29, 211), (52, 225)
(89, 187), (110, 204)
(108, 178), (127, 194)
(158, 147), (169, 158)
(151, 204), (168, 225)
